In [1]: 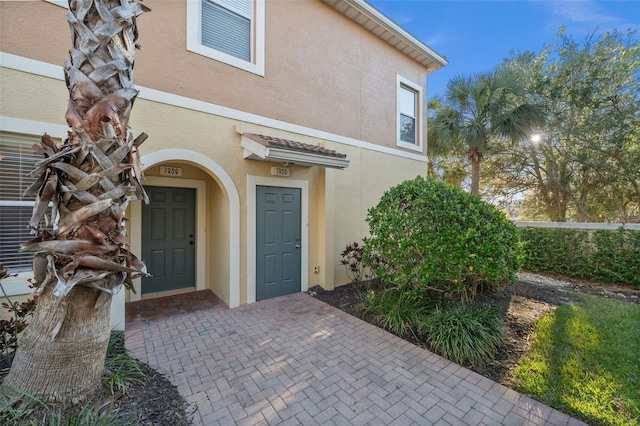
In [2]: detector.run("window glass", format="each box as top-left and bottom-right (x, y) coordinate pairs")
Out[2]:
(400, 113), (416, 145)
(0, 133), (49, 272)
(399, 86), (416, 117)
(399, 86), (417, 144)
(202, 0), (252, 62)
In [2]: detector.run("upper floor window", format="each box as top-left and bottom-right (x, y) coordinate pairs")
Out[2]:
(396, 75), (423, 152)
(187, 0), (265, 76)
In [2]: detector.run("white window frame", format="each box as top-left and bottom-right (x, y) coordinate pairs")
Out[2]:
(396, 75), (423, 152)
(187, 0), (265, 76)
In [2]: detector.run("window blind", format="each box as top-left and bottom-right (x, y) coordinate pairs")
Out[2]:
(0, 205), (36, 272)
(0, 132), (47, 272)
(202, 0), (252, 62)
(0, 133), (39, 202)
(215, 0), (252, 18)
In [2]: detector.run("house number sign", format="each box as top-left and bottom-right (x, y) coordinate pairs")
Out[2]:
(160, 166), (183, 177)
(271, 167), (290, 177)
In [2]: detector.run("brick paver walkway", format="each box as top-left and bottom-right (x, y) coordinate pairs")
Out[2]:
(125, 291), (586, 425)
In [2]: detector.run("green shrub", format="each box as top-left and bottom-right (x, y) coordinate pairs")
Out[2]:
(417, 303), (506, 367)
(364, 176), (524, 301)
(519, 227), (589, 274)
(361, 287), (437, 337)
(589, 228), (640, 286)
(520, 227), (640, 287)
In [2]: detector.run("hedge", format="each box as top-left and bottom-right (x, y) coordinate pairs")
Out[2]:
(519, 227), (640, 288)
(364, 177), (524, 301)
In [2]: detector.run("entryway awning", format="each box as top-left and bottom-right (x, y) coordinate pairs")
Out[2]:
(241, 133), (350, 169)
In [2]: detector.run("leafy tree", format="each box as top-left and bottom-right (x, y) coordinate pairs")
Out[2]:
(2, 0), (149, 405)
(429, 70), (544, 195)
(486, 28), (640, 222)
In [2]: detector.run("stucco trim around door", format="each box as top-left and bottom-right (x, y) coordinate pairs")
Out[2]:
(136, 149), (241, 308)
(247, 176), (309, 304)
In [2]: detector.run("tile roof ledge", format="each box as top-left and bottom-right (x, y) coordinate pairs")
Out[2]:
(240, 133), (350, 170)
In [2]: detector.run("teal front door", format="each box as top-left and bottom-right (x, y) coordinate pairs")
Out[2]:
(142, 186), (196, 295)
(256, 186), (301, 301)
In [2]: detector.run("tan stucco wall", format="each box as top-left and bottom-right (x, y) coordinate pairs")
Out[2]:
(328, 144), (426, 287)
(0, 68), (67, 122)
(1, 64), (428, 306)
(0, 0), (431, 152)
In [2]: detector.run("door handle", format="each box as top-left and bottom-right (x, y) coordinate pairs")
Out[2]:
(189, 241), (194, 245)
(295, 244), (300, 249)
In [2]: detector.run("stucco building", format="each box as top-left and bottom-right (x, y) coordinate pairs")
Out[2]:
(0, 0), (446, 327)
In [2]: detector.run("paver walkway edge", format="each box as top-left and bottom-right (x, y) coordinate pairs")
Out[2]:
(125, 291), (587, 426)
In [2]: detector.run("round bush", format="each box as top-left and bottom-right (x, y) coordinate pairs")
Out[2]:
(363, 176), (524, 300)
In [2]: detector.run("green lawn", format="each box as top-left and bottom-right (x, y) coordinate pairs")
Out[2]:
(513, 294), (640, 425)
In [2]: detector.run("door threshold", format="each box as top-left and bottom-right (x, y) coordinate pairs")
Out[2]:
(140, 287), (197, 300)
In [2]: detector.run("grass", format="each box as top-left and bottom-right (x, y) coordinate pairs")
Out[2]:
(104, 331), (145, 395)
(513, 293), (640, 426)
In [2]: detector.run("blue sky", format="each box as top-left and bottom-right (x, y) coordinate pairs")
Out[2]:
(368, 0), (640, 99)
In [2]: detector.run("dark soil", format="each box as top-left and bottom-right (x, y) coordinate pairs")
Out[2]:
(110, 362), (192, 425)
(1, 355), (192, 425)
(307, 273), (640, 387)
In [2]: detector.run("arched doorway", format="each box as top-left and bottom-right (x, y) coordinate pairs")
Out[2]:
(129, 149), (241, 308)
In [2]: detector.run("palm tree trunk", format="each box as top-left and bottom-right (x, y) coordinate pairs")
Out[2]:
(468, 148), (483, 195)
(3, 282), (111, 403)
(2, 0), (148, 404)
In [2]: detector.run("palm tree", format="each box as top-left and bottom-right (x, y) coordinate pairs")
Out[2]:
(426, 97), (467, 187)
(429, 70), (544, 195)
(2, 0), (148, 404)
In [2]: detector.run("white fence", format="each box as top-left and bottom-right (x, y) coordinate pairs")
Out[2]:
(514, 222), (640, 231)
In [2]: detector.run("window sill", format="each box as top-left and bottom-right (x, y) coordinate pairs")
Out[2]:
(0, 272), (35, 296)
(396, 141), (423, 152)
(187, 43), (265, 76)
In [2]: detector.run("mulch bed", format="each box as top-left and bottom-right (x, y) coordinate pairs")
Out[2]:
(307, 274), (640, 386)
(1, 361), (191, 425)
(110, 362), (192, 425)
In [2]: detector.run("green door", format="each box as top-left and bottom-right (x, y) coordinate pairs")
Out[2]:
(142, 186), (196, 295)
(256, 186), (301, 300)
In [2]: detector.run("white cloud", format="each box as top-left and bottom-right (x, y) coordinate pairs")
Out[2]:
(532, 0), (635, 32)
(544, 0), (619, 24)
(390, 13), (414, 26)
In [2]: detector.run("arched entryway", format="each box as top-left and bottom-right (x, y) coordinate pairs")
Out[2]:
(129, 149), (240, 308)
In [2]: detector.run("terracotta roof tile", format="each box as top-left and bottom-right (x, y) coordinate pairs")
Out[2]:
(243, 133), (347, 159)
